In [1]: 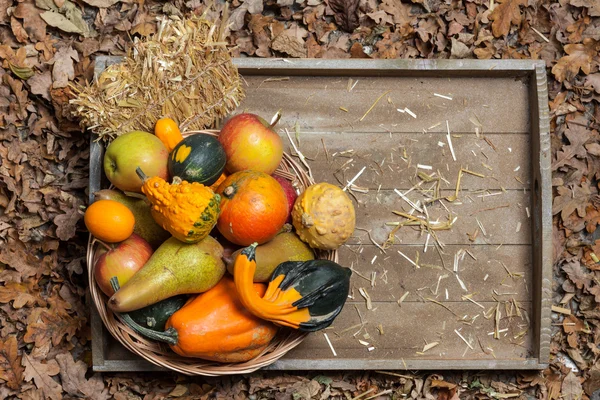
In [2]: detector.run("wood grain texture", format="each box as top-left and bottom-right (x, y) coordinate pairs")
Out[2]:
(237, 75), (530, 134)
(90, 56), (550, 371)
(282, 132), (531, 191)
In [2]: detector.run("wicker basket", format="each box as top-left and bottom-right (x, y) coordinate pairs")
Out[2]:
(87, 130), (338, 376)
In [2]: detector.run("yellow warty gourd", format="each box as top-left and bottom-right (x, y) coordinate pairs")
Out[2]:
(291, 182), (355, 250)
(137, 168), (220, 243)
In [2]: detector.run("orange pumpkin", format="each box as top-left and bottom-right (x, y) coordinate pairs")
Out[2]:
(216, 170), (288, 246)
(114, 276), (278, 362)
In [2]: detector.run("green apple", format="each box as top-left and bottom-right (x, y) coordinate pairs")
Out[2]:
(104, 131), (169, 193)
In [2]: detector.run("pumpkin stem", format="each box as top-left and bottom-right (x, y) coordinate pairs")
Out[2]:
(172, 176), (183, 185)
(223, 185), (235, 198)
(109, 277), (179, 346)
(135, 167), (148, 182)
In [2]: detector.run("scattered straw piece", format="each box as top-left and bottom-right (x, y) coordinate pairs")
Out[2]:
(552, 305), (571, 315)
(404, 108), (417, 119)
(339, 106), (349, 112)
(446, 120), (456, 161)
(398, 250), (419, 268)
(398, 291), (410, 306)
(360, 91), (391, 121)
(434, 93), (453, 100)
(417, 164), (433, 170)
(422, 342), (440, 352)
(454, 329), (473, 349)
(359, 287), (373, 310)
(516, 222), (522, 232)
(324, 333), (337, 356)
(343, 166), (366, 192)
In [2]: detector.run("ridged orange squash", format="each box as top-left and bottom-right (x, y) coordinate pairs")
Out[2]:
(115, 276), (279, 362)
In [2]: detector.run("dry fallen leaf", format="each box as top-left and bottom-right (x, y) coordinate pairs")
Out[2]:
(552, 39), (599, 83)
(55, 352), (108, 399)
(569, 0), (600, 17)
(562, 371), (584, 400)
(562, 259), (591, 290)
(40, 11), (82, 34)
(12, 1), (47, 43)
(0, 336), (24, 390)
(553, 124), (592, 170)
(22, 354), (62, 400)
(28, 71), (53, 102)
(271, 33), (307, 58)
(553, 183), (594, 221)
(0, 281), (45, 308)
(51, 46), (79, 89)
(328, 0), (360, 33)
(489, 0), (526, 37)
(10, 16), (29, 44)
(80, 0), (120, 7)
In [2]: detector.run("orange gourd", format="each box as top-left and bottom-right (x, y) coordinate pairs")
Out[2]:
(137, 168), (220, 243)
(216, 170), (288, 246)
(113, 276), (278, 362)
(155, 118), (184, 152)
(233, 243), (351, 332)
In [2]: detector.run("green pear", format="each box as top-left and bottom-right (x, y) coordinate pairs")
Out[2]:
(226, 232), (314, 282)
(108, 236), (225, 312)
(94, 189), (170, 249)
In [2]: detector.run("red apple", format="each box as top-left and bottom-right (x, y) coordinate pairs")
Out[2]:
(94, 233), (153, 296)
(218, 113), (283, 175)
(272, 175), (298, 223)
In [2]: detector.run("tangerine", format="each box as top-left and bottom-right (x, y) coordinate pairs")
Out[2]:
(85, 199), (135, 243)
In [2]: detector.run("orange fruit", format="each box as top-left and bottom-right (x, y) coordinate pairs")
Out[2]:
(154, 117), (184, 152)
(84, 200), (135, 243)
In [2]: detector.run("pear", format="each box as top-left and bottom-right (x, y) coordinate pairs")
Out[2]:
(225, 232), (314, 282)
(108, 236), (225, 312)
(94, 189), (170, 249)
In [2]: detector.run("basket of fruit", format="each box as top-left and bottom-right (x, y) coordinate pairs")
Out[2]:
(85, 113), (356, 376)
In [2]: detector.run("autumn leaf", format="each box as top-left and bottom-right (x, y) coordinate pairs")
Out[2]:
(562, 371), (583, 400)
(271, 33), (307, 58)
(552, 38), (599, 83)
(22, 354), (62, 400)
(24, 310), (81, 349)
(0, 336), (24, 390)
(569, 0), (600, 17)
(10, 16), (29, 43)
(328, 0), (360, 33)
(56, 352), (108, 399)
(489, 0), (526, 37)
(553, 124), (592, 171)
(12, 1), (47, 43)
(552, 183), (594, 220)
(0, 281), (46, 309)
(562, 259), (590, 290)
(51, 46), (79, 89)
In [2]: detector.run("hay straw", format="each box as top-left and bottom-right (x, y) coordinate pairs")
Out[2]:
(71, 14), (244, 140)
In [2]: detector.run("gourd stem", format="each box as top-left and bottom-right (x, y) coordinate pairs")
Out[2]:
(135, 167), (148, 182)
(109, 277), (178, 346)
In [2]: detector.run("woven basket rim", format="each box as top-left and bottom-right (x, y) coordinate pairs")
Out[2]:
(87, 130), (338, 376)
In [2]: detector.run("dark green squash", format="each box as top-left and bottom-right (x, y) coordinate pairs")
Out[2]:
(128, 294), (189, 331)
(168, 134), (226, 186)
(233, 244), (352, 332)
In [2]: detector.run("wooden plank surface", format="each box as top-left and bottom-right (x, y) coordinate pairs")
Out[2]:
(238, 75), (530, 133)
(344, 244), (531, 302)
(283, 301), (532, 361)
(91, 56), (547, 371)
(284, 132), (530, 190)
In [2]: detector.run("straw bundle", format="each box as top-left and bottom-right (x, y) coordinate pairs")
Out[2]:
(71, 14), (244, 140)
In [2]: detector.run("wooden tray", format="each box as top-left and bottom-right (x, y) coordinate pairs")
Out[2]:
(90, 56), (551, 371)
